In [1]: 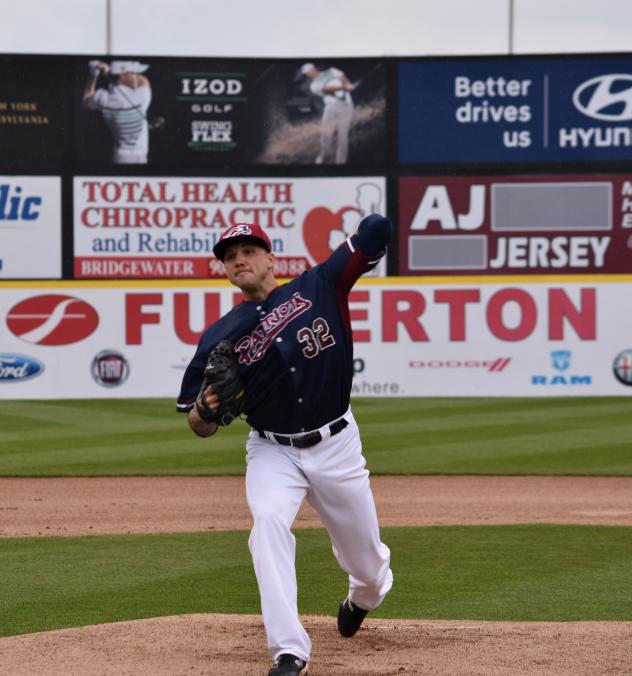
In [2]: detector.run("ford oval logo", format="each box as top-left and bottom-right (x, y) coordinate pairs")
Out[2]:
(0, 353), (45, 383)
(573, 73), (632, 122)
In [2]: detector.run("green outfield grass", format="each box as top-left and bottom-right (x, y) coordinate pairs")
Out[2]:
(1, 397), (631, 476)
(1, 525), (631, 638)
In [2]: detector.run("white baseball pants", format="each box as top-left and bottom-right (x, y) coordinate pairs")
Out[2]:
(318, 99), (354, 164)
(245, 410), (393, 663)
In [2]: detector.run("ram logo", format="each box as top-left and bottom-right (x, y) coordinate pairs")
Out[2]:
(572, 74), (632, 122)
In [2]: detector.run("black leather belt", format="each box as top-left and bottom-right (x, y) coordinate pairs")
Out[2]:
(258, 417), (348, 449)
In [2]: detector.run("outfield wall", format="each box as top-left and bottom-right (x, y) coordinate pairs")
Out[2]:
(3, 52), (632, 400)
(1, 277), (631, 399)
(3, 52), (632, 283)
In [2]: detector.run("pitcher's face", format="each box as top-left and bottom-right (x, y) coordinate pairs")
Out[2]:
(222, 242), (276, 297)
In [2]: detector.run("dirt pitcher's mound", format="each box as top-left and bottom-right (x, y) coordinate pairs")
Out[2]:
(1, 614), (630, 675)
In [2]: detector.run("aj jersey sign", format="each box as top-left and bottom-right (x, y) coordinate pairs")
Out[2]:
(399, 55), (632, 163)
(0, 176), (62, 278)
(398, 174), (632, 275)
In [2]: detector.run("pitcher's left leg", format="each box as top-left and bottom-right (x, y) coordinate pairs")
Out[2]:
(246, 433), (312, 663)
(304, 415), (393, 611)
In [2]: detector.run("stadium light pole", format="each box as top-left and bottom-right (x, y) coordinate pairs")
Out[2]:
(508, 0), (514, 54)
(105, 0), (112, 55)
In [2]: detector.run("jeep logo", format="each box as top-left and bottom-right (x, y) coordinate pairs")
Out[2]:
(573, 74), (632, 122)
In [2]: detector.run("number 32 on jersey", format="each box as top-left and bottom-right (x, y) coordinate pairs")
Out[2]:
(297, 318), (336, 358)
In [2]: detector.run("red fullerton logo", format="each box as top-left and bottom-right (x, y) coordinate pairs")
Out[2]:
(7, 295), (99, 346)
(236, 292), (312, 364)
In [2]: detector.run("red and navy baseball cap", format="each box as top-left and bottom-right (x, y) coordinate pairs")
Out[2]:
(213, 223), (272, 261)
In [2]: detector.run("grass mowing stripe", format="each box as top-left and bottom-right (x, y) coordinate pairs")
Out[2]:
(1, 398), (631, 476)
(366, 430), (632, 474)
(0, 532), (259, 638)
(1, 525), (631, 637)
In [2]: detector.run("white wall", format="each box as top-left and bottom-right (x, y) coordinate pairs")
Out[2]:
(1, 0), (632, 57)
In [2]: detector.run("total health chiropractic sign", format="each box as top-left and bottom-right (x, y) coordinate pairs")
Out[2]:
(73, 176), (387, 278)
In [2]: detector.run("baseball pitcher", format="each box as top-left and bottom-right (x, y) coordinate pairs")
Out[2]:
(177, 214), (393, 676)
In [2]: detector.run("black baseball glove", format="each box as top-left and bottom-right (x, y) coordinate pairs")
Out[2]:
(196, 340), (245, 426)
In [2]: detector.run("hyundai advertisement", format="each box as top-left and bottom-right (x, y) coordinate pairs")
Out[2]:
(399, 56), (632, 163)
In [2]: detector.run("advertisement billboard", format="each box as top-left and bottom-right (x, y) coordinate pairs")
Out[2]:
(0, 56), (69, 170)
(1, 279), (630, 399)
(73, 176), (387, 278)
(399, 56), (632, 164)
(398, 174), (632, 275)
(0, 176), (62, 279)
(74, 57), (386, 168)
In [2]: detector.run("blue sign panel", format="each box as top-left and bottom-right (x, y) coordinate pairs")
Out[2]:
(399, 57), (632, 163)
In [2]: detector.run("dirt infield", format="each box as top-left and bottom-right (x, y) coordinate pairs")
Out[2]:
(1, 475), (631, 674)
(2, 475), (632, 537)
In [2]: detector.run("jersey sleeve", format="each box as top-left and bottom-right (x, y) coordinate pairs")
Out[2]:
(84, 88), (109, 111)
(352, 213), (392, 259)
(319, 213), (392, 294)
(176, 322), (226, 413)
(309, 79), (323, 96)
(176, 348), (206, 413)
(137, 85), (152, 111)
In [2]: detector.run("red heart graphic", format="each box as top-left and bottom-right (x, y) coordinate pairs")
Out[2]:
(302, 206), (362, 264)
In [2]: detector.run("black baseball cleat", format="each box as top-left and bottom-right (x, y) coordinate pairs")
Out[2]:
(337, 596), (369, 637)
(268, 653), (309, 676)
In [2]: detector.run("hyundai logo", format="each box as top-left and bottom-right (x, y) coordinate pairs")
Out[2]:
(573, 74), (632, 122)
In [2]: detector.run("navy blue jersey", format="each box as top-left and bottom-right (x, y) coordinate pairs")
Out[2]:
(177, 214), (391, 434)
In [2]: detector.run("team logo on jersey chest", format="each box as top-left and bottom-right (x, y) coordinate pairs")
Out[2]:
(235, 292), (312, 364)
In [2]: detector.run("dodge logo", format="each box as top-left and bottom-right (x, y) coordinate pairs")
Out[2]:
(7, 294), (99, 345)
(573, 74), (632, 121)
